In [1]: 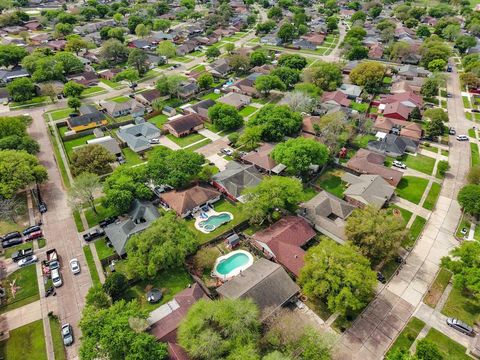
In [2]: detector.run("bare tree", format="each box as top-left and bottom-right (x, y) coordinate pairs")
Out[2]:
(0, 196), (21, 223)
(68, 172), (101, 214)
(282, 91), (316, 113)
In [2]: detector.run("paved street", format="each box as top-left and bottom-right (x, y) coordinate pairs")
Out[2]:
(335, 63), (472, 359)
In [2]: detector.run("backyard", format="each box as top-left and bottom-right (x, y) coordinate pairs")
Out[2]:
(148, 114), (169, 128)
(63, 133), (96, 160)
(239, 105), (258, 118)
(316, 169), (346, 198)
(395, 176), (429, 205)
(0, 265), (39, 313)
(0, 319), (47, 360)
(94, 238), (115, 261)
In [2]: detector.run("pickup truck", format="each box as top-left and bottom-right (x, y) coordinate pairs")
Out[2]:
(11, 248), (34, 262)
(46, 248), (60, 270)
(83, 228), (105, 242)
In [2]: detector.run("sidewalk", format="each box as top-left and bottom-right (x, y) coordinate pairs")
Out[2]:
(4, 300), (42, 331)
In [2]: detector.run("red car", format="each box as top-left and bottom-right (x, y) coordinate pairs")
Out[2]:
(26, 230), (43, 241)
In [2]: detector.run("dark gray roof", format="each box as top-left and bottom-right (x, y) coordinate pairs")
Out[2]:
(105, 200), (160, 256)
(216, 258), (299, 319)
(367, 134), (418, 157)
(212, 161), (263, 198)
(68, 111), (105, 127)
(189, 99), (216, 112)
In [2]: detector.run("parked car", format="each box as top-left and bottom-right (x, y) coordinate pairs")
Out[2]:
(446, 93), (452, 98)
(149, 138), (160, 144)
(11, 248), (33, 262)
(456, 135), (469, 141)
(2, 238), (23, 248)
(472, 109), (480, 113)
(446, 318), (475, 336)
(47, 248), (59, 270)
(18, 255), (38, 267)
(61, 324), (74, 346)
(377, 272), (386, 284)
(117, 156), (126, 165)
(392, 160), (406, 169)
(221, 148), (233, 156)
(26, 230), (43, 241)
(153, 185), (173, 197)
(449, 128), (456, 135)
(99, 216), (118, 228)
(51, 268), (63, 287)
(2, 231), (21, 241)
(83, 228), (105, 242)
(38, 201), (47, 213)
(447, 65), (452, 72)
(69, 258), (80, 275)
(22, 225), (41, 236)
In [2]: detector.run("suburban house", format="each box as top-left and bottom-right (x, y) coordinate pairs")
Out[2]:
(382, 91), (423, 109)
(321, 91), (351, 108)
(117, 122), (161, 153)
(339, 84), (363, 99)
(67, 105), (107, 132)
(374, 116), (422, 141)
(396, 65), (430, 80)
(183, 99), (216, 120)
(149, 283), (208, 360)
(211, 161), (263, 201)
(163, 113), (204, 137)
(302, 115), (320, 136)
(342, 173), (395, 209)
(0, 68), (29, 84)
(229, 75), (259, 97)
(346, 149), (403, 187)
(100, 99), (146, 118)
(86, 136), (122, 157)
(217, 92), (251, 109)
(135, 89), (161, 106)
(99, 68), (122, 80)
(241, 143), (285, 174)
(251, 216), (316, 277)
(367, 134), (419, 158)
(216, 259), (300, 320)
(208, 58), (231, 78)
(300, 191), (355, 244)
(380, 101), (412, 121)
(66, 71), (99, 87)
(160, 185), (222, 218)
(177, 81), (199, 100)
(104, 199), (160, 256)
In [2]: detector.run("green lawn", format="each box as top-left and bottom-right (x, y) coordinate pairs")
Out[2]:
(456, 215), (471, 239)
(403, 154), (436, 176)
(49, 317), (67, 360)
(316, 169), (346, 198)
(10, 96), (49, 109)
(94, 238), (115, 261)
(382, 76), (392, 84)
(83, 245), (101, 286)
(38, 238), (46, 248)
(239, 105), (258, 117)
(122, 148), (145, 166)
(109, 96), (130, 103)
(396, 176), (429, 205)
(82, 86), (105, 96)
(201, 92), (222, 101)
(403, 216), (426, 249)
(84, 201), (118, 228)
(386, 317), (425, 356)
(423, 328), (471, 360)
(46, 108), (73, 121)
(423, 182), (441, 210)
(63, 134), (96, 160)
(47, 125), (71, 188)
(100, 79), (124, 89)
(188, 64), (206, 72)
(462, 96), (471, 108)
(424, 268), (452, 308)
(0, 265), (39, 313)
(148, 114), (169, 128)
(305, 297), (332, 321)
(301, 187), (319, 202)
(171, 56), (191, 63)
(186, 199), (249, 244)
(185, 138), (212, 151)
(352, 134), (377, 148)
(441, 285), (480, 326)
(350, 102), (369, 112)
(0, 319), (47, 360)
(471, 143), (480, 167)
(166, 133), (206, 147)
(468, 128), (476, 139)
(0, 193), (28, 235)
(388, 205), (413, 224)
(73, 210), (84, 232)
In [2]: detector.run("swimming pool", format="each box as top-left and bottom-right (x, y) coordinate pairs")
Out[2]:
(213, 250), (254, 279)
(198, 212), (233, 232)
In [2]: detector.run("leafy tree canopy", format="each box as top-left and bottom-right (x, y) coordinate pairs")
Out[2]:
(208, 103), (243, 130)
(247, 104), (302, 142)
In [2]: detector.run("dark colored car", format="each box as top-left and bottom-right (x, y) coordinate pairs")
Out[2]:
(26, 230), (43, 241)
(446, 318), (475, 336)
(449, 128), (456, 135)
(11, 248), (33, 262)
(377, 272), (386, 284)
(83, 228), (105, 242)
(2, 231), (21, 241)
(22, 225), (41, 236)
(39, 202), (47, 213)
(472, 109), (480, 113)
(2, 237), (23, 248)
(99, 216), (118, 228)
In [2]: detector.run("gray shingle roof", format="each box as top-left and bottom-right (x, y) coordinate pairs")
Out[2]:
(342, 173), (394, 208)
(212, 161), (263, 198)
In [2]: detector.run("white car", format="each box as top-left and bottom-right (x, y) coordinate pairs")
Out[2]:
(456, 135), (469, 141)
(221, 148), (233, 156)
(18, 255), (38, 267)
(51, 268), (63, 287)
(392, 160), (406, 169)
(149, 138), (160, 144)
(69, 258), (81, 275)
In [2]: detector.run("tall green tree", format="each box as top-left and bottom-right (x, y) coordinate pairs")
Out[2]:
(299, 238), (377, 315)
(208, 103), (243, 130)
(457, 184), (480, 218)
(349, 61), (385, 93)
(255, 74), (286, 96)
(178, 299), (261, 360)
(6, 77), (35, 102)
(302, 61), (342, 91)
(156, 40), (177, 60)
(278, 54), (307, 70)
(248, 104), (302, 142)
(125, 212), (198, 279)
(128, 49), (149, 75)
(63, 81), (85, 98)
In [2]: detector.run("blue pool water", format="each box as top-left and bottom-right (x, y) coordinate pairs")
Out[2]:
(215, 253), (250, 276)
(199, 213), (232, 232)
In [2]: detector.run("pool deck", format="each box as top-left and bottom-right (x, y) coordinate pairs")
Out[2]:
(212, 250), (254, 280)
(194, 208), (234, 233)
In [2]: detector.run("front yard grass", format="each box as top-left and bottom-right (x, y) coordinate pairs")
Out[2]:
(49, 316), (67, 360)
(201, 92), (221, 101)
(422, 182), (441, 210)
(148, 114), (169, 128)
(185, 138), (212, 151)
(403, 216), (426, 249)
(403, 154), (436, 176)
(83, 199), (119, 228)
(47, 125), (71, 188)
(468, 128), (476, 138)
(0, 193), (28, 235)
(396, 176), (429, 205)
(0, 265), (39, 314)
(81, 86), (105, 96)
(100, 79), (124, 89)
(441, 285), (480, 326)
(122, 148), (145, 167)
(423, 268), (452, 308)
(471, 143), (480, 167)
(185, 199), (249, 244)
(109, 95), (130, 103)
(94, 238), (115, 261)
(73, 210), (84, 232)
(423, 328), (471, 360)
(0, 319), (47, 360)
(388, 204), (413, 224)
(83, 245), (101, 286)
(316, 169), (346, 198)
(46, 108), (73, 121)
(3, 242), (34, 258)
(462, 96), (471, 109)
(166, 133), (206, 148)
(385, 317), (425, 356)
(239, 105), (258, 117)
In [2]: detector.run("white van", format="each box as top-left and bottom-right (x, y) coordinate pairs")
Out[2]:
(51, 269), (63, 287)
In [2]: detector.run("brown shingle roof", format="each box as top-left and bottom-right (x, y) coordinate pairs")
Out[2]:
(346, 149), (403, 186)
(161, 185), (221, 215)
(241, 143), (277, 171)
(164, 113), (203, 134)
(321, 91), (351, 107)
